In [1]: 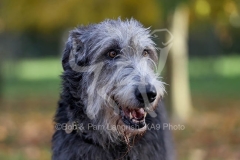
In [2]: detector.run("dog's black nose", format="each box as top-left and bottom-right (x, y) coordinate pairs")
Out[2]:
(135, 84), (157, 103)
(146, 84), (157, 102)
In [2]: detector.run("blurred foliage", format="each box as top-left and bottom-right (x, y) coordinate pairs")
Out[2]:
(0, 0), (239, 33)
(0, 0), (239, 58)
(0, 0), (161, 33)
(0, 0), (162, 58)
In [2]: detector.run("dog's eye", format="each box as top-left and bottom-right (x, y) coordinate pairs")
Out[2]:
(142, 50), (149, 57)
(108, 50), (117, 58)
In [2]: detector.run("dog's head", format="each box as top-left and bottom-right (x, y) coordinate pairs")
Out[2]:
(62, 19), (165, 141)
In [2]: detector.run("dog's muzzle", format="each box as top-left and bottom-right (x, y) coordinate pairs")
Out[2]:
(116, 84), (157, 129)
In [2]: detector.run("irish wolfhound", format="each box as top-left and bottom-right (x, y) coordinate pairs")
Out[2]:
(52, 18), (175, 160)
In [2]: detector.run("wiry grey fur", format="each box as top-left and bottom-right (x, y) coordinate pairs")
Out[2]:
(52, 18), (175, 160)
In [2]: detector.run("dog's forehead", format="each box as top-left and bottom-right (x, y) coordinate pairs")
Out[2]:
(74, 19), (158, 62)
(92, 19), (154, 48)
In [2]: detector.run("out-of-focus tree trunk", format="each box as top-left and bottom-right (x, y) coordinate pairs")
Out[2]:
(168, 4), (192, 122)
(0, 57), (2, 99)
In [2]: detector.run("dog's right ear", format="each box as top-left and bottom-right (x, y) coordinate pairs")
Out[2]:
(62, 28), (85, 71)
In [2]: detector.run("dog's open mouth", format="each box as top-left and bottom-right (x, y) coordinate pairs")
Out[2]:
(116, 102), (147, 129)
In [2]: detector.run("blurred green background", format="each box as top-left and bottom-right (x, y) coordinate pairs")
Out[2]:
(0, 0), (240, 160)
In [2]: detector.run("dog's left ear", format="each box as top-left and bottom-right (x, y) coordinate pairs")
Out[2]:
(62, 28), (86, 71)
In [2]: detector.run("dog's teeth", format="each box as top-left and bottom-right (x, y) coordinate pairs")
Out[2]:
(132, 119), (138, 123)
(129, 112), (133, 119)
(144, 112), (147, 117)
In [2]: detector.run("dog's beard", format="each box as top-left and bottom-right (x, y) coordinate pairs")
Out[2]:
(99, 106), (147, 143)
(92, 93), (161, 144)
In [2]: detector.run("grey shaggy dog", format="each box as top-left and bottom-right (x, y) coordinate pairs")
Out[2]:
(52, 18), (175, 160)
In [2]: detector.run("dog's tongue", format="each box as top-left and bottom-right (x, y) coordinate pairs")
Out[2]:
(131, 108), (145, 120)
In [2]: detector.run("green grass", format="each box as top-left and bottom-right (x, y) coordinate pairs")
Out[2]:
(3, 58), (62, 81)
(2, 58), (62, 98)
(188, 56), (240, 98)
(189, 55), (240, 78)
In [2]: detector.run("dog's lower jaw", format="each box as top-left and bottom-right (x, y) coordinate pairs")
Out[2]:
(117, 121), (147, 140)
